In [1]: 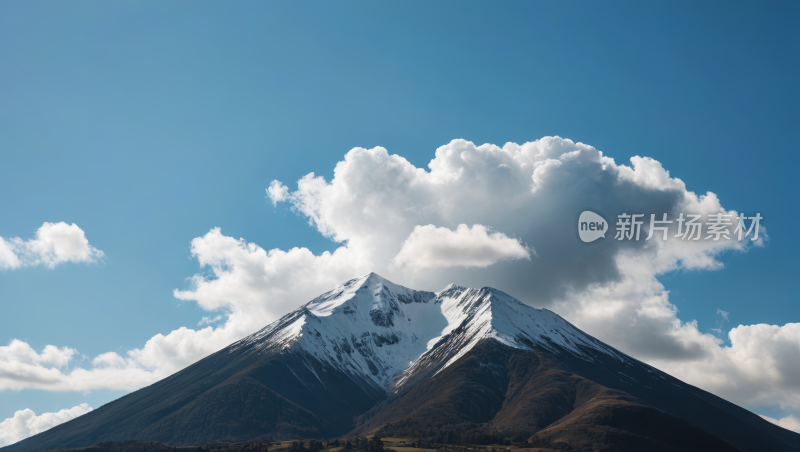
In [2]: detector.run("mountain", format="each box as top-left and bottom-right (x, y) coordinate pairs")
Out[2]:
(5, 273), (799, 452)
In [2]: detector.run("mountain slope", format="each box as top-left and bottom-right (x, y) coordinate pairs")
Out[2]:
(4, 273), (799, 452)
(355, 341), (741, 452)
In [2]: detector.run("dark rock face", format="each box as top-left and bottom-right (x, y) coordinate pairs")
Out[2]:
(369, 309), (394, 327)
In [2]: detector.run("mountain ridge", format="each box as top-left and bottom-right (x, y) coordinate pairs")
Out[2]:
(4, 273), (799, 452)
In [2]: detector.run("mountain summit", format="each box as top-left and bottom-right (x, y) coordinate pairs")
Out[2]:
(243, 272), (621, 393)
(5, 274), (799, 452)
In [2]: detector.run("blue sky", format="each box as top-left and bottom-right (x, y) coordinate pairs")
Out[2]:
(1, 0), (798, 434)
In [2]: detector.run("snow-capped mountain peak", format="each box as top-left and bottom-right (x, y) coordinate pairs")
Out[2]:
(305, 272), (435, 319)
(239, 273), (623, 391)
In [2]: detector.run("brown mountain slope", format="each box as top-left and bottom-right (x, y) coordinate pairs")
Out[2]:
(530, 401), (739, 452)
(355, 341), (739, 452)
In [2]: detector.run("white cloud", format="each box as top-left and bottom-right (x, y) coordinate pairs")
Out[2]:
(11, 340), (74, 366)
(0, 329), (227, 392)
(393, 224), (531, 269)
(0, 239), (22, 270)
(0, 222), (104, 270)
(267, 180), (290, 206)
(0, 403), (92, 447)
(718, 308), (731, 322)
(198, 314), (224, 326)
(711, 308), (731, 335)
(761, 414), (800, 434)
(3, 137), (793, 415)
(656, 323), (800, 409)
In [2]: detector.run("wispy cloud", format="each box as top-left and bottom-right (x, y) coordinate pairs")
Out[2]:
(198, 315), (225, 326)
(711, 308), (731, 335)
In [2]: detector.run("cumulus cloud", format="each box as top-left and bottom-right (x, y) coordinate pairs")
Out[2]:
(4, 137), (792, 415)
(267, 180), (290, 206)
(0, 240), (21, 269)
(761, 415), (800, 434)
(0, 340), (77, 389)
(654, 323), (800, 408)
(0, 326), (238, 392)
(0, 338), (150, 392)
(0, 222), (104, 270)
(0, 403), (92, 447)
(393, 224), (531, 269)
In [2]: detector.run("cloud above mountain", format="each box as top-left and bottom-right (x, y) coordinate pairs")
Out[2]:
(393, 224), (531, 269)
(2, 137), (795, 433)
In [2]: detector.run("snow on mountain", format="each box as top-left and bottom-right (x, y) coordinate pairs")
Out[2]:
(232, 272), (627, 391)
(422, 283), (626, 373)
